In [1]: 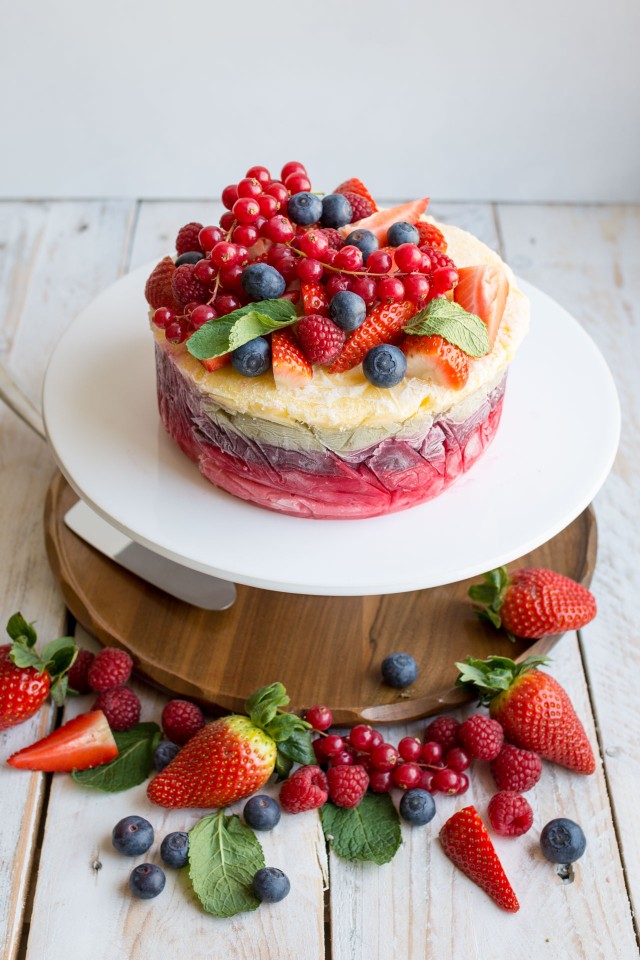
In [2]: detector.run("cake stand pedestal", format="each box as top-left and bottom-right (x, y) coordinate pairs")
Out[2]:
(45, 473), (596, 725)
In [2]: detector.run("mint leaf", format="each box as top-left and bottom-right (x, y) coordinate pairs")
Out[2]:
(6, 613), (37, 646)
(187, 299), (297, 360)
(72, 722), (161, 792)
(189, 812), (265, 917)
(403, 299), (490, 357)
(321, 793), (401, 865)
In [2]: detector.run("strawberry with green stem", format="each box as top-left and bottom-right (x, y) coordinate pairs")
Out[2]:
(456, 655), (596, 774)
(147, 682), (315, 808)
(0, 613), (77, 731)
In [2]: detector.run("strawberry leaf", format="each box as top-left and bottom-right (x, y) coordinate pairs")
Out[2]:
(9, 644), (45, 671)
(72, 722), (161, 792)
(41, 636), (77, 677)
(6, 613), (37, 646)
(403, 299), (490, 357)
(321, 794), (401, 865)
(189, 811), (265, 917)
(275, 728), (315, 766)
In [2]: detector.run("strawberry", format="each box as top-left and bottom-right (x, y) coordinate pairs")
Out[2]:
(0, 614), (76, 731)
(415, 221), (447, 252)
(7, 710), (118, 771)
(297, 316), (345, 365)
(468, 566), (597, 639)
(301, 282), (329, 317)
(341, 198), (429, 244)
(201, 353), (231, 372)
(454, 265), (509, 346)
(145, 257), (181, 311)
(147, 682), (314, 808)
(456, 655), (596, 774)
(329, 300), (416, 374)
(401, 334), (470, 389)
(272, 329), (313, 388)
(341, 191), (375, 222)
(333, 177), (378, 211)
(440, 805), (519, 912)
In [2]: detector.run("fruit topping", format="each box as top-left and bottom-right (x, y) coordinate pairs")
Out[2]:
(287, 191), (323, 226)
(454, 265), (509, 346)
(145, 257), (180, 311)
(329, 300), (416, 373)
(297, 315), (345, 365)
(232, 336), (272, 377)
(402, 334), (470, 389)
(363, 343), (407, 388)
(241, 262), (286, 301)
(321, 194), (353, 228)
(343, 228), (379, 263)
(345, 198), (429, 244)
(334, 178), (378, 211)
(272, 329), (313, 389)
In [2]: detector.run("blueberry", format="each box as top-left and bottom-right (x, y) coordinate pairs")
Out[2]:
(252, 867), (291, 903)
(381, 652), (418, 688)
(344, 228), (379, 263)
(321, 194), (353, 229)
(540, 818), (587, 863)
(241, 262), (286, 301)
(387, 221), (420, 246)
(244, 795), (281, 831)
(160, 831), (189, 868)
(129, 863), (166, 899)
(112, 816), (154, 856)
(399, 789), (436, 826)
(153, 740), (180, 772)
(329, 291), (367, 332)
(175, 251), (204, 266)
(363, 344), (407, 388)
(287, 192), (323, 226)
(232, 337), (271, 377)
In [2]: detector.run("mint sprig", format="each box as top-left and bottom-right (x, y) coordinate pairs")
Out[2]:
(321, 793), (401, 865)
(189, 811), (265, 917)
(72, 722), (161, 792)
(403, 299), (490, 357)
(186, 299), (297, 361)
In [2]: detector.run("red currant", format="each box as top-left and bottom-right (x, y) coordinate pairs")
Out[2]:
(210, 242), (238, 267)
(165, 320), (187, 343)
(268, 253), (297, 282)
(432, 768), (460, 795)
(233, 244), (249, 265)
(394, 243), (423, 273)
(232, 224), (259, 246)
(189, 304), (217, 329)
(198, 225), (224, 251)
(421, 741), (443, 765)
(398, 737), (423, 762)
(193, 259), (217, 285)
(393, 762), (422, 790)
(403, 273), (430, 302)
(153, 307), (175, 329)
(348, 724), (375, 753)
(296, 258), (323, 282)
(331, 750), (355, 767)
(323, 735), (345, 758)
(219, 211), (235, 232)
(297, 230), (329, 259)
(444, 747), (470, 772)
(312, 738), (327, 762)
(214, 294), (241, 316)
(245, 165), (271, 186)
(219, 262), (244, 291)
(305, 705), (333, 731)
(233, 197), (261, 225)
(369, 729), (384, 749)
(265, 181), (289, 207)
(281, 161), (307, 182)
(418, 253), (432, 274)
(369, 770), (393, 793)
(455, 772), (470, 795)
(366, 250), (393, 274)
(335, 245), (364, 272)
(370, 743), (398, 772)
(431, 267), (458, 295)
(350, 276), (377, 304)
(326, 275), (351, 297)
(263, 215), (295, 244)
(221, 184), (239, 210)
(237, 177), (263, 199)
(418, 770), (436, 792)
(377, 276), (405, 302)
(258, 194), (279, 218)
(285, 173), (312, 194)
(183, 301), (201, 317)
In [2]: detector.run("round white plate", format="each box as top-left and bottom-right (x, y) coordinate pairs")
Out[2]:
(42, 265), (619, 596)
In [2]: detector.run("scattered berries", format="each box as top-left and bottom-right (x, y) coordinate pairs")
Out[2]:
(490, 743), (542, 793)
(540, 818), (587, 863)
(88, 648), (133, 693)
(67, 648), (95, 694)
(243, 794), (281, 831)
(458, 714), (504, 761)
(399, 788), (436, 825)
(380, 652), (418, 688)
(279, 765), (328, 814)
(160, 831), (189, 868)
(93, 686), (141, 731)
(327, 764), (369, 808)
(424, 716), (461, 753)
(154, 740), (180, 772)
(161, 699), (205, 746)
(305, 704), (333, 731)
(252, 867), (291, 903)
(112, 816), (154, 856)
(129, 863), (166, 900)
(488, 791), (534, 837)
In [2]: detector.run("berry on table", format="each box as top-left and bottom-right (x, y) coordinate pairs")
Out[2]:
(253, 866), (291, 903)
(321, 194), (353, 229)
(455, 772), (470, 794)
(305, 704), (333, 731)
(458, 714), (504, 761)
(287, 192), (323, 226)
(280, 764), (328, 814)
(540, 818), (587, 863)
(244, 795), (282, 831)
(88, 648), (133, 693)
(232, 337), (272, 377)
(400, 788), (436, 825)
(488, 791), (534, 837)
(161, 699), (205, 746)
(432, 768), (460, 795)
(176, 222), (204, 255)
(387, 221), (420, 246)
(322, 734), (345, 757)
(393, 762), (422, 790)
(490, 743), (542, 793)
(445, 747), (470, 772)
(67, 648), (95, 694)
(398, 737), (423, 762)
(93, 686), (141, 731)
(112, 816), (154, 856)
(348, 724), (376, 752)
(421, 741), (443, 765)
(330, 749), (355, 767)
(369, 770), (394, 793)
(370, 742), (398, 772)
(241, 262), (286, 300)
(380, 652), (418, 688)
(129, 863), (166, 900)
(160, 831), (189, 868)
(424, 715), (461, 752)
(327, 764), (369, 808)
(154, 740), (180, 772)
(363, 344), (407, 388)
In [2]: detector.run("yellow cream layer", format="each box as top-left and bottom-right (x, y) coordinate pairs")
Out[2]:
(154, 220), (529, 432)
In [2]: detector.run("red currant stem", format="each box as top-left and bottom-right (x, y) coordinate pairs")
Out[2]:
(206, 221), (238, 306)
(286, 243), (390, 278)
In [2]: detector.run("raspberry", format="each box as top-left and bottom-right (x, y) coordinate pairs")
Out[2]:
(415, 222), (447, 252)
(424, 715), (461, 753)
(175, 222), (204, 255)
(333, 178), (377, 210)
(490, 743), (543, 793)
(145, 257), (180, 310)
(342, 191), (375, 222)
(487, 791), (534, 837)
(327, 764), (369, 808)
(458, 714), (504, 761)
(297, 316), (345, 365)
(280, 764), (329, 813)
(67, 649), (95, 695)
(94, 686), (141, 731)
(320, 228), (345, 251)
(171, 263), (210, 306)
(421, 246), (456, 274)
(88, 648), (133, 693)
(161, 699), (205, 746)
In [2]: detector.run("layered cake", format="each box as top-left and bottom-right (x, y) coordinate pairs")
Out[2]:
(145, 162), (529, 519)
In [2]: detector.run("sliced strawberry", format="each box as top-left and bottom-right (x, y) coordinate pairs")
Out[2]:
(402, 334), (469, 389)
(415, 221), (448, 252)
(201, 354), (231, 373)
(7, 710), (118, 772)
(329, 301), (416, 374)
(341, 198), (430, 244)
(454, 265), (509, 347)
(272, 329), (313, 388)
(334, 178), (378, 211)
(301, 282), (329, 317)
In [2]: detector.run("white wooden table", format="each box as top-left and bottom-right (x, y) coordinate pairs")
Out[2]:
(1, 199), (638, 960)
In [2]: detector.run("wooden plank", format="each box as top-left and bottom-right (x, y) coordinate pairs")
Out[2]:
(497, 202), (640, 928)
(0, 200), (135, 960)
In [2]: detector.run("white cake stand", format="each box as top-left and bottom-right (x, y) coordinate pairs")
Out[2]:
(42, 265), (619, 597)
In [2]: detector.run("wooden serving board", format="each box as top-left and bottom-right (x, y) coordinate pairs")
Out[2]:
(44, 472), (596, 725)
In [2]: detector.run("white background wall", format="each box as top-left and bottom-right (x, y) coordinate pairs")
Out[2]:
(1, 0), (638, 201)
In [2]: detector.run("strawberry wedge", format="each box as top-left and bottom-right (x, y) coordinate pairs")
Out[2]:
(272, 329), (313, 389)
(341, 198), (430, 244)
(329, 301), (416, 374)
(7, 710), (118, 772)
(454, 265), (509, 347)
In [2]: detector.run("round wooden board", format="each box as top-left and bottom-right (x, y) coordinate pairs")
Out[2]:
(45, 473), (597, 725)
